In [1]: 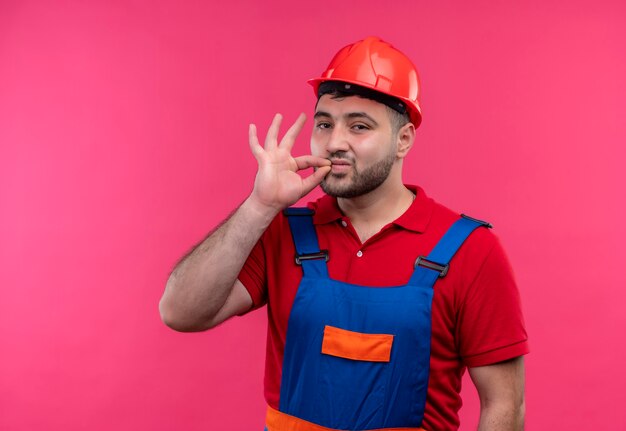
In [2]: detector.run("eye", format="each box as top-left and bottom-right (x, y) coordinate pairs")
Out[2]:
(351, 123), (370, 131)
(316, 121), (332, 130)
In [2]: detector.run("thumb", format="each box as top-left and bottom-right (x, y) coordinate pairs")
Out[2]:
(300, 166), (331, 196)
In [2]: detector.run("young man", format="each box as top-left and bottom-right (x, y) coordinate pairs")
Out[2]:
(160, 36), (528, 431)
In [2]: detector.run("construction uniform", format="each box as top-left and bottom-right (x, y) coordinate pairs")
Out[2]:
(239, 186), (529, 430)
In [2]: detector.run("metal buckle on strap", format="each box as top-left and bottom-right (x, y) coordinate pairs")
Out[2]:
(415, 256), (449, 277)
(295, 250), (329, 265)
(461, 213), (493, 228)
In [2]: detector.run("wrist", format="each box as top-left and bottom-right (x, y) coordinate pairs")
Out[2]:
(242, 195), (282, 224)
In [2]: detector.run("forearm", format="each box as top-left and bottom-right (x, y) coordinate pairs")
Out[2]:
(477, 399), (525, 431)
(159, 196), (277, 331)
(160, 113), (330, 331)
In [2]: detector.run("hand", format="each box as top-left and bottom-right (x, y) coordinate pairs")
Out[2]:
(248, 113), (331, 211)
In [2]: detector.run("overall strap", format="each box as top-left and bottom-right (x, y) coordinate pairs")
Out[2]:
(284, 208), (329, 278)
(409, 214), (492, 286)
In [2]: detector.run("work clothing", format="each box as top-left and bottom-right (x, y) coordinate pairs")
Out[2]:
(262, 209), (489, 430)
(240, 185), (529, 430)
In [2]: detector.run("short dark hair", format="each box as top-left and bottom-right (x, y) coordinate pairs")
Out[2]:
(384, 105), (411, 134)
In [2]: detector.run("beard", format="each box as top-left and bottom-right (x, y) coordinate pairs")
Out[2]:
(320, 148), (396, 198)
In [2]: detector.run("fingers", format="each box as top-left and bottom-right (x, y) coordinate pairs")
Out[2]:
(280, 113), (307, 151)
(249, 123), (270, 165)
(264, 113), (283, 151)
(301, 165), (331, 195)
(251, 113), (308, 158)
(294, 155), (331, 171)
(249, 123), (262, 156)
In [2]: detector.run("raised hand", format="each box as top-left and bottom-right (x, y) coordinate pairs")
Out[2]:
(248, 113), (331, 211)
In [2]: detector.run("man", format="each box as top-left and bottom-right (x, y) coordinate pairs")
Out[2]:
(160, 36), (528, 431)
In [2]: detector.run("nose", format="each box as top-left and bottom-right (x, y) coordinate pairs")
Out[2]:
(325, 125), (350, 154)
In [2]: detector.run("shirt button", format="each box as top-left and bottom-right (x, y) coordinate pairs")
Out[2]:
(341, 220), (348, 227)
(356, 250), (363, 257)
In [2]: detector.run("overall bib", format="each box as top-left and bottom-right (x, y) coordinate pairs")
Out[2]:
(265, 209), (490, 431)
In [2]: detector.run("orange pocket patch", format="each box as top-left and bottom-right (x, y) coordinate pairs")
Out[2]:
(321, 325), (394, 362)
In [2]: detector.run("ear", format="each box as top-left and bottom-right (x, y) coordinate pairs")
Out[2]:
(395, 122), (415, 159)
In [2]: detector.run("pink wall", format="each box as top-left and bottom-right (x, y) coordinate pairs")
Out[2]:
(1, 1), (625, 429)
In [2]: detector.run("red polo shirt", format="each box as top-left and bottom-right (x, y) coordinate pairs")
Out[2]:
(238, 185), (528, 431)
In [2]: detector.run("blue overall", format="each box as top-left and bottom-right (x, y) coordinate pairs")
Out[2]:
(269, 209), (490, 431)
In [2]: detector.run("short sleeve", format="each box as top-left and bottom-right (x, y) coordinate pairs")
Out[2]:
(457, 235), (529, 367)
(237, 234), (268, 314)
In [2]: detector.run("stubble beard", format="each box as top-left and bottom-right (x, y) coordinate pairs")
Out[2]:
(320, 149), (397, 199)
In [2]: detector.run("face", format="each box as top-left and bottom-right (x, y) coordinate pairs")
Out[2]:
(311, 95), (399, 198)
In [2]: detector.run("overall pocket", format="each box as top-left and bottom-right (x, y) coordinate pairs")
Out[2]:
(321, 325), (394, 362)
(315, 325), (395, 429)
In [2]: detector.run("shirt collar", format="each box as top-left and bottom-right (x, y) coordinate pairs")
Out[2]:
(309, 184), (433, 233)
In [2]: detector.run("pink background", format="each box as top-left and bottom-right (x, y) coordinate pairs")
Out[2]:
(1, 1), (625, 429)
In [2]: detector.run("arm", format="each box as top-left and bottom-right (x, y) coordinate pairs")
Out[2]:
(469, 356), (525, 431)
(159, 113), (331, 332)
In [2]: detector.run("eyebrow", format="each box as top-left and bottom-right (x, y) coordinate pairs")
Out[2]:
(314, 111), (379, 127)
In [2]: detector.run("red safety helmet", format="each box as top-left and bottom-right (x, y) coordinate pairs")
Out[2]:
(308, 36), (422, 128)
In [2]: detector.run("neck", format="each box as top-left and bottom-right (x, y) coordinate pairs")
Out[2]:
(337, 176), (414, 242)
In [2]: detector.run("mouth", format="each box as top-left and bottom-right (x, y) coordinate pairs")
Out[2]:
(330, 158), (352, 166)
(329, 159), (352, 175)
